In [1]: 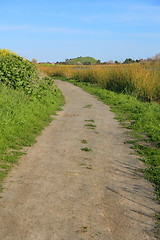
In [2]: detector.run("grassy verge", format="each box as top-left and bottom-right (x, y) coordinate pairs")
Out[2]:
(0, 81), (64, 191)
(56, 77), (160, 230)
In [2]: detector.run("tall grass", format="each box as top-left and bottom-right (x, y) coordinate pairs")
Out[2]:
(38, 64), (160, 102)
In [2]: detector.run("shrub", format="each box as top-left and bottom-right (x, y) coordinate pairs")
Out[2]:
(0, 49), (38, 94)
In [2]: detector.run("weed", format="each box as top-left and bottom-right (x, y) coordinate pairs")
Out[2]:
(85, 119), (95, 122)
(84, 157), (91, 160)
(86, 166), (92, 170)
(85, 123), (97, 129)
(81, 139), (88, 144)
(85, 123), (96, 128)
(75, 226), (88, 233)
(80, 163), (92, 170)
(83, 104), (93, 108)
(81, 147), (92, 152)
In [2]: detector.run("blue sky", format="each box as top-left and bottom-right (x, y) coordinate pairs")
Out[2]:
(0, 0), (160, 62)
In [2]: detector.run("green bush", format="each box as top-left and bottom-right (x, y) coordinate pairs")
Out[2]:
(0, 49), (38, 93)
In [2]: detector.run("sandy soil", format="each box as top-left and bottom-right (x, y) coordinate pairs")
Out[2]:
(0, 80), (159, 240)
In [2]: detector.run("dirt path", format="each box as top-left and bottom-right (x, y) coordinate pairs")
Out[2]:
(0, 80), (159, 240)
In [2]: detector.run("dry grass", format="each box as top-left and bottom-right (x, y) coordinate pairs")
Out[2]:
(38, 64), (160, 102)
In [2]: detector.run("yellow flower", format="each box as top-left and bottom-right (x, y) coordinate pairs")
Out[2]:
(0, 49), (16, 56)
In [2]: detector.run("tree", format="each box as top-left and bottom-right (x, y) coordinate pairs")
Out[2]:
(32, 58), (38, 64)
(152, 53), (160, 60)
(96, 59), (101, 64)
(106, 60), (114, 64)
(123, 58), (134, 64)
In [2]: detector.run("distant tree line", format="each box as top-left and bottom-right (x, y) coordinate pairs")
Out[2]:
(38, 53), (160, 66)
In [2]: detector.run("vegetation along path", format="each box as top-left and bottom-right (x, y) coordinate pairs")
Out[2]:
(0, 80), (159, 240)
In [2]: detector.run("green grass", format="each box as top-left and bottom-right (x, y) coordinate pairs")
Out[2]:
(0, 82), (64, 190)
(81, 147), (92, 152)
(85, 119), (95, 122)
(85, 123), (97, 129)
(81, 139), (88, 144)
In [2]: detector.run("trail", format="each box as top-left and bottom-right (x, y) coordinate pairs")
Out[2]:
(0, 80), (159, 240)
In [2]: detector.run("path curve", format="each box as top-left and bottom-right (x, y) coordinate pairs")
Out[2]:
(0, 80), (159, 240)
